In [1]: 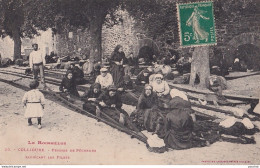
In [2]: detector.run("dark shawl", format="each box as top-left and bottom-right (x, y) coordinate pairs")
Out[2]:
(110, 51), (126, 88)
(82, 83), (102, 102)
(97, 90), (122, 109)
(164, 97), (194, 150)
(137, 90), (158, 110)
(59, 71), (79, 97)
(135, 71), (150, 85)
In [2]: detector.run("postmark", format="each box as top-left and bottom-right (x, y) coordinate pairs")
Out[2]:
(177, 1), (217, 47)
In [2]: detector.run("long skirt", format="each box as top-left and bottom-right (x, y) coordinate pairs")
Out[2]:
(164, 130), (192, 150)
(24, 103), (44, 118)
(101, 107), (132, 128)
(110, 64), (124, 87)
(132, 107), (166, 135)
(102, 107), (120, 121)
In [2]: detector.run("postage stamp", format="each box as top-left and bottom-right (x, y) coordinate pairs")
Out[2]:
(177, 1), (217, 47)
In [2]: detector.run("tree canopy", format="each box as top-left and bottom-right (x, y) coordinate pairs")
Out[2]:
(0, 0), (58, 59)
(0, 0), (259, 62)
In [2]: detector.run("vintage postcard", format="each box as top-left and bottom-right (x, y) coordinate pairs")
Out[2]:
(0, 0), (260, 166)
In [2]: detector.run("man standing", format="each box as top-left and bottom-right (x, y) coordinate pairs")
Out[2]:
(29, 43), (46, 86)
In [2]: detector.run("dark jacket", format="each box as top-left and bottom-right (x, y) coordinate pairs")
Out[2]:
(164, 97), (194, 150)
(110, 51), (126, 64)
(97, 90), (122, 109)
(59, 71), (79, 97)
(137, 91), (158, 110)
(66, 67), (84, 79)
(123, 81), (134, 90)
(135, 72), (150, 85)
(72, 67), (84, 79)
(122, 75), (134, 90)
(82, 83), (102, 102)
(125, 57), (138, 66)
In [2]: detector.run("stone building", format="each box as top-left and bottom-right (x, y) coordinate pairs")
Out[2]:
(55, 10), (160, 60)
(211, 1), (260, 69)
(54, 2), (260, 67)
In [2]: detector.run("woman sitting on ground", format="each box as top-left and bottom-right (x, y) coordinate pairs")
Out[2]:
(122, 75), (134, 91)
(82, 83), (102, 116)
(137, 85), (158, 110)
(135, 69), (151, 86)
(151, 73), (170, 97)
(72, 64), (85, 85)
(131, 84), (159, 131)
(59, 70), (79, 97)
(163, 89), (194, 150)
(97, 85), (129, 125)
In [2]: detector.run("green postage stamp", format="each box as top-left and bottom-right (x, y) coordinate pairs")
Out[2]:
(177, 1), (217, 47)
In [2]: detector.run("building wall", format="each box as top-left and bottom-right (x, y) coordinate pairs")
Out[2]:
(55, 10), (138, 59)
(102, 10), (137, 58)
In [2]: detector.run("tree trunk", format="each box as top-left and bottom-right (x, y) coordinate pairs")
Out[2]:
(12, 27), (22, 60)
(189, 46), (210, 88)
(86, 14), (104, 75)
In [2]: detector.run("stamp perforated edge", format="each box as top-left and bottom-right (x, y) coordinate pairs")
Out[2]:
(176, 1), (217, 48)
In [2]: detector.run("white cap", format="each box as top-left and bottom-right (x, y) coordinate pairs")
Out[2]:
(100, 67), (108, 72)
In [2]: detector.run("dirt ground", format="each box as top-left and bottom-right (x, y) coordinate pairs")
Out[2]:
(0, 71), (260, 165)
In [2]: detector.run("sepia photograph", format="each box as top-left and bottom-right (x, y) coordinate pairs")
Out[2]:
(0, 0), (260, 166)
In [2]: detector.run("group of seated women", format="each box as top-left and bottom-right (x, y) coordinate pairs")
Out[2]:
(131, 84), (195, 150)
(59, 63), (195, 150)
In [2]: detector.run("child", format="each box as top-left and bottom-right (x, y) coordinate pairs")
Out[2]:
(22, 80), (45, 129)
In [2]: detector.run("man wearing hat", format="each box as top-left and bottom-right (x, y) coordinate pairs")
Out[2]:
(95, 67), (114, 89)
(29, 43), (46, 86)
